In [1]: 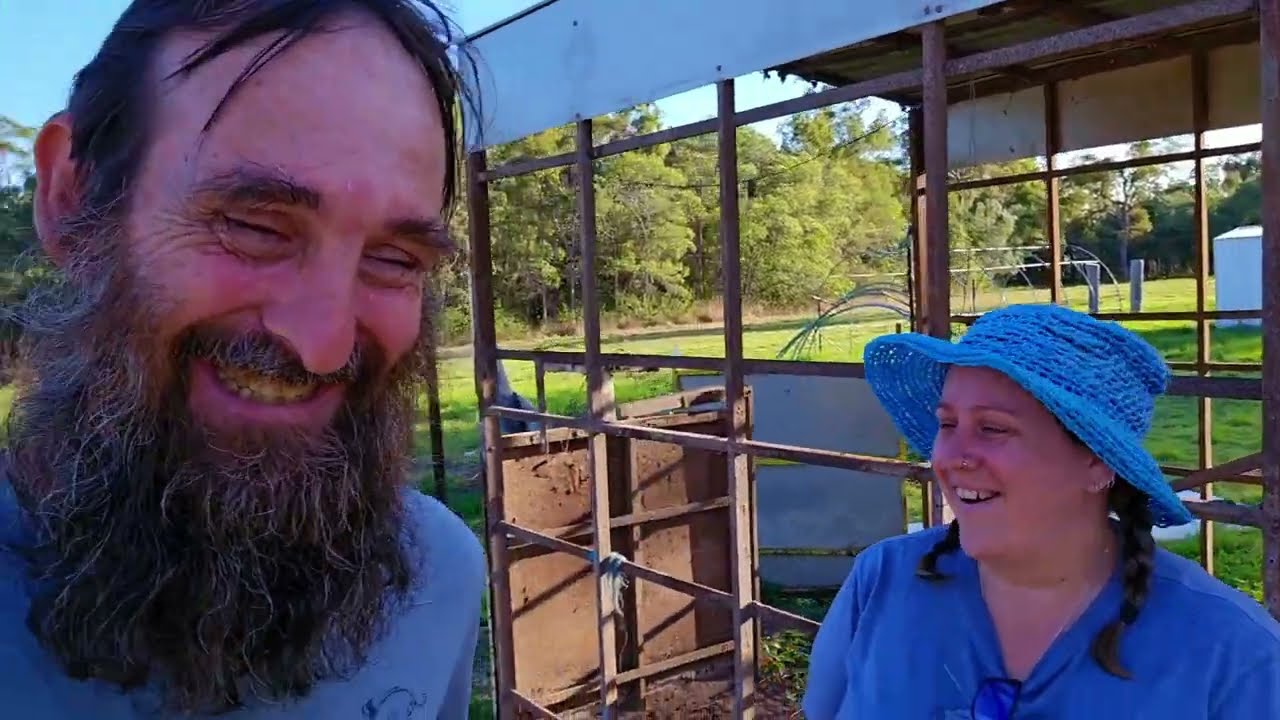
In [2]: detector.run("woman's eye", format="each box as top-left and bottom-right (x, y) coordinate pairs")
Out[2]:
(981, 425), (1008, 435)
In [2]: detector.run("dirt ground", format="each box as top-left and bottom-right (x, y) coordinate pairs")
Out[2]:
(650, 679), (802, 719)
(541, 657), (803, 719)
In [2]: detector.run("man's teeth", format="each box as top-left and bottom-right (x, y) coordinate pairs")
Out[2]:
(216, 366), (317, 403)
(955, 487), (998, 502)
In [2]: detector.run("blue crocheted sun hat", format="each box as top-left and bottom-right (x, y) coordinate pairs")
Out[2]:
(863, 303), (1193, 527)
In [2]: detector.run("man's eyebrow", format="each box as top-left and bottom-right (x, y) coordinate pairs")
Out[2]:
(191, 167), (321, 210)
(387, 217), (455, 251)
(193, 167), (454, 251)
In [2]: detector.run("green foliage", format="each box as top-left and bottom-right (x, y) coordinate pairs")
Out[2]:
(457, 106), (1262, 345)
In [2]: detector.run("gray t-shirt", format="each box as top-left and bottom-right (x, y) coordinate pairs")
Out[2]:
(0, 473), (487, 719)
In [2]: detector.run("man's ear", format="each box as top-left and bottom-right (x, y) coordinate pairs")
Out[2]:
(32, 112), (81, 268)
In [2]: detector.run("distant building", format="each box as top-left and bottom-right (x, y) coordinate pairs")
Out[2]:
(1213, 225), (1263, 327)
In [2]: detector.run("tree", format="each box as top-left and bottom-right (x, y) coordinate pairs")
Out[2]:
(0, 115), (35, 188)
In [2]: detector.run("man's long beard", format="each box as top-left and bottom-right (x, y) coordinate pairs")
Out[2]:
(3, 215), (429, 715)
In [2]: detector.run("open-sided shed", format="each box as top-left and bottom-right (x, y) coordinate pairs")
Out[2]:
(457, 0), (1280, 716)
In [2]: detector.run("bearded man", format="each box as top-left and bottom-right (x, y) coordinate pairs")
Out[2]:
(0, 1), (486, 718)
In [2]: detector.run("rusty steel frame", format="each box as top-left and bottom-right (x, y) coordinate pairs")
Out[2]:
(464, 1), (1280, 716)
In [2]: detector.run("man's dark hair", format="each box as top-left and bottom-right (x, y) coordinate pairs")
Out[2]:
(64, 0), (475, 222)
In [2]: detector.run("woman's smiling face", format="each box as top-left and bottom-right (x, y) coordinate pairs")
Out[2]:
(930, 366), (1116, 561)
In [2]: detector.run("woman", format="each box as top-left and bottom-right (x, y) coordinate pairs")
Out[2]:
(802, 303), (1280, 719)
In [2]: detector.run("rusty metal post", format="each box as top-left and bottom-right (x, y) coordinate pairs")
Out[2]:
(908, 109), (928, 335)
(467, 150), (519, 719)
(576, 117), (621, 715)
(922, 20), (953, 529)
(1045, 82), (1063, 304)
(424, 341), (448, 503)
(906, 109), (938, 526)
(1261, 0), (1280, 619)
(911, 109), (931, 335)
(717, 77), (758, 719)
(534, 358), (549, 454)
(1192, 50), (1215, 574)
(922, 21), (950, 341)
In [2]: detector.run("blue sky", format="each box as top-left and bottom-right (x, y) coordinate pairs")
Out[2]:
(0, 0), (815, 140)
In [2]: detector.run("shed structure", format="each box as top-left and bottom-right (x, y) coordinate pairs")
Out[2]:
(1214, 224), (1264, 326)
(454, 0), (1280, 717)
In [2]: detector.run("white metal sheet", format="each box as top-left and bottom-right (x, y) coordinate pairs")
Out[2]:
(1059, 56), (1194, 153)
(945, 41), (1262, 168)
(947, 86), (1045, 168)
(1209, 42), (1261, 131)
(461, 0), (1011, 149)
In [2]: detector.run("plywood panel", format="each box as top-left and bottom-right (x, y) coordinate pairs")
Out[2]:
(630, 419), (734, 665)
(503, 438), (599, 697)
(498, 404), (745, 714)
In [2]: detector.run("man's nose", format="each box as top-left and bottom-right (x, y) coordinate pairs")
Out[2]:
(262, 282), (358, 376)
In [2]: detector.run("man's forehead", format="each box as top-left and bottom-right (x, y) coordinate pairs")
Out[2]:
(154, 11), (408, 88)
(139, 13), (446, 215)
(148, 12), (442, 141)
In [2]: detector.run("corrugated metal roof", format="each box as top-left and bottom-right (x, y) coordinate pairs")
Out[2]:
(770, 0), (1258, 106)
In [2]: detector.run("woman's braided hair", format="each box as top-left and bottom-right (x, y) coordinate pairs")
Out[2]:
(915, 479), (1155, 679)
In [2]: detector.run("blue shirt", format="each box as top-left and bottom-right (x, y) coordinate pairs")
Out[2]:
(0, 477), (486, 719)
(803, 525), (1280, 719)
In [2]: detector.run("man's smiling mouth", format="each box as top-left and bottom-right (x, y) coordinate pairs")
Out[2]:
(215, 363), (319, 404)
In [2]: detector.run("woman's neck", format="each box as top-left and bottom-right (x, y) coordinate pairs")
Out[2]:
(974, 519), (1121, 680)
(978, 518), (1118, 594)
